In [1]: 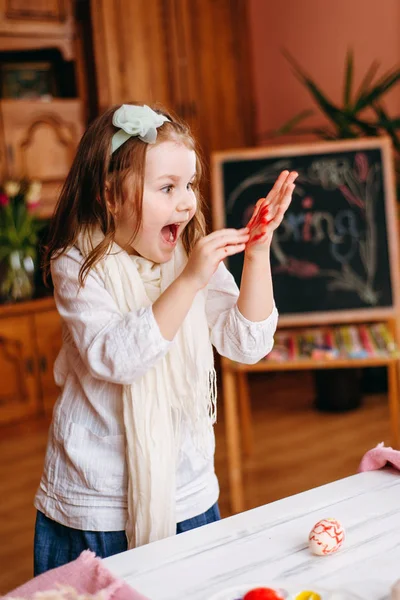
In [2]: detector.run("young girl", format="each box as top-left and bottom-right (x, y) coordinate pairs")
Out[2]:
(34, 102), (297, 574)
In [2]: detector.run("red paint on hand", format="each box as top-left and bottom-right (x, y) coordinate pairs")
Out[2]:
(247, 202), (271, 246)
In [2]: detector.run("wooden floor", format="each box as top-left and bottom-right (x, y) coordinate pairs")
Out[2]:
(0, 370), (391, 595)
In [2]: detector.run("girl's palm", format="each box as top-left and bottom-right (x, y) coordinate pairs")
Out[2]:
(246, 170), (298, 251)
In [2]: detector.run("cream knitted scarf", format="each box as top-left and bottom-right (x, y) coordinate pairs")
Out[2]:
(76, 230), (216, 548)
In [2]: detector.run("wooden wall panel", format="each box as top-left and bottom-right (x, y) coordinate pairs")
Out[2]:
(90, 0), (254, 149)
(91, 0), (171, 111)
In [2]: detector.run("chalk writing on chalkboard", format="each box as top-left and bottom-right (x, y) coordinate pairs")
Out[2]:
(212, 139), (400, 320)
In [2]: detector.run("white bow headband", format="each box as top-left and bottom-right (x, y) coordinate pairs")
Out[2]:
(111, 104), (170, 154)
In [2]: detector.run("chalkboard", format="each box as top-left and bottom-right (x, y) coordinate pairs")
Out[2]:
(212, 138), (400, 325)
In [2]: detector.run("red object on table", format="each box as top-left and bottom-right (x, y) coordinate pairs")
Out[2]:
(243, 588), (283, 600)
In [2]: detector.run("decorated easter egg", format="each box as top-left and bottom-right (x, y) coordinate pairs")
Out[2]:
(243, 589), (285, 600)
(308, 518), (345, 555)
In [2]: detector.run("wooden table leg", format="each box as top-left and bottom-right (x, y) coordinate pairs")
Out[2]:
(221, 363), (245, 514)
(387, 361), (400, 448)
(238, 371), (253, 457)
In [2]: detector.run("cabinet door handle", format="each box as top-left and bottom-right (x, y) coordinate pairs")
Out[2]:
(39, 356), (48, 372)
(25, 357), (34, 374)
(6, 144), (14, 167)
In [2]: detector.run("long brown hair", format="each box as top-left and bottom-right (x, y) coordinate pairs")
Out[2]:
(43, 102), (206, 285)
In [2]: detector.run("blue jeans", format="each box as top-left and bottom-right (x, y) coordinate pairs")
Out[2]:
(34, 503), (220, 576)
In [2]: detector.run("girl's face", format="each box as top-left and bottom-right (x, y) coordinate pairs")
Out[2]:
(115, 140), (197, 263)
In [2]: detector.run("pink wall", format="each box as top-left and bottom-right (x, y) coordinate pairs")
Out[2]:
(248, 0), (400, 144)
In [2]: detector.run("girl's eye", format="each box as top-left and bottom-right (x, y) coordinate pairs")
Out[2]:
(187, 182), (194, 191)
(161, 185), (174, 194)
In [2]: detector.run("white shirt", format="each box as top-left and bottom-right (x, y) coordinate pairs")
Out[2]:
(34, 246), (278, 532)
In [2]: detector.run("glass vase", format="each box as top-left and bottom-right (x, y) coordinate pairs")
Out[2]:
(0, 250), (35, 303)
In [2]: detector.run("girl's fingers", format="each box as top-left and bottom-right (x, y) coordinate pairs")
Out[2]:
(273, 172), (297, 203)
(269, 178), (296, 222)
(265, 170), (290, 205)
(280, 182), (296, 211)
(272, 171), (298, 204)
(207, 231), (249, 251)
(264, 183), (296, 231)
(205, 228), (249, 243)
(249, 172), (289, 226)
(217, 243), (247, 261)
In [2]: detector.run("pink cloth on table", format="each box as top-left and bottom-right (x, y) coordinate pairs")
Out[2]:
(2, 550), (149, 600)
(358, 442), (400, 472)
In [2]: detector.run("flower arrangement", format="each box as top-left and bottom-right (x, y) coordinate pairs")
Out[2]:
(0, 179), (43, 302)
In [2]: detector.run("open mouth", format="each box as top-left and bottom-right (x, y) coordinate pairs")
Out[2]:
(161, 223), (179, 244)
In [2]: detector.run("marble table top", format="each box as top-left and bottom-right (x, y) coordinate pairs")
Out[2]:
(104, 469), (400, 599)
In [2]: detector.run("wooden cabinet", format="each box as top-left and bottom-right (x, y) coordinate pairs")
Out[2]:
(90, 0), (255, 197)
(0, 297), (61, 424)
(0, 313), (38, 423)
(0, 0), (86, 215)
(0, 99), (84, 217)
(0, 0), (75, 59)
(2, 0), (67, 20)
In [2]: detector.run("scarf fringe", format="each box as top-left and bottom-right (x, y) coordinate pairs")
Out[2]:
(209, 367), (217, 424)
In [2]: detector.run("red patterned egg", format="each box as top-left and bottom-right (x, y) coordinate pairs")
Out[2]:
(308, 517), (345, 555)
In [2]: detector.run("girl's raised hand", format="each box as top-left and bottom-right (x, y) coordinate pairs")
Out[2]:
(246, 170), (298, 254)
(182, 228), (249, 291)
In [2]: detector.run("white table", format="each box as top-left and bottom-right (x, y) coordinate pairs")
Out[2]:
(104, 469), (400, 600)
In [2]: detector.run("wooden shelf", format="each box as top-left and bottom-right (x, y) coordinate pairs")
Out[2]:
(0, 0), (75, 60)
(0, 295), (55, 317)
(223, 355), (399, 372)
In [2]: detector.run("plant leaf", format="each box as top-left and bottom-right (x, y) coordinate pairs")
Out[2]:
(344, 113), (378, 136)
(344, 48), (354, 109)
(354, 66), (400, 112)
(274, 109), (315, 135)
(372, 116), (400, 129)
(354, 59), (380, 106)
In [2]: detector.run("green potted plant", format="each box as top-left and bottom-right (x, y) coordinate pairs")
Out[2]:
(273, 49), (400, 187)
(0, 179), (43, 302)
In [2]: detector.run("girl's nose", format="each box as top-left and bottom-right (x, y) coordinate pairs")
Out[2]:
(177, 190), (196, 213)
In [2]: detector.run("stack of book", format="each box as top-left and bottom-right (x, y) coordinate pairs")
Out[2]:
(265, 323), (398, 362)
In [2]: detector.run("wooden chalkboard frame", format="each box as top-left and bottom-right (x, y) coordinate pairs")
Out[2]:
(212, 137), (400, 329)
